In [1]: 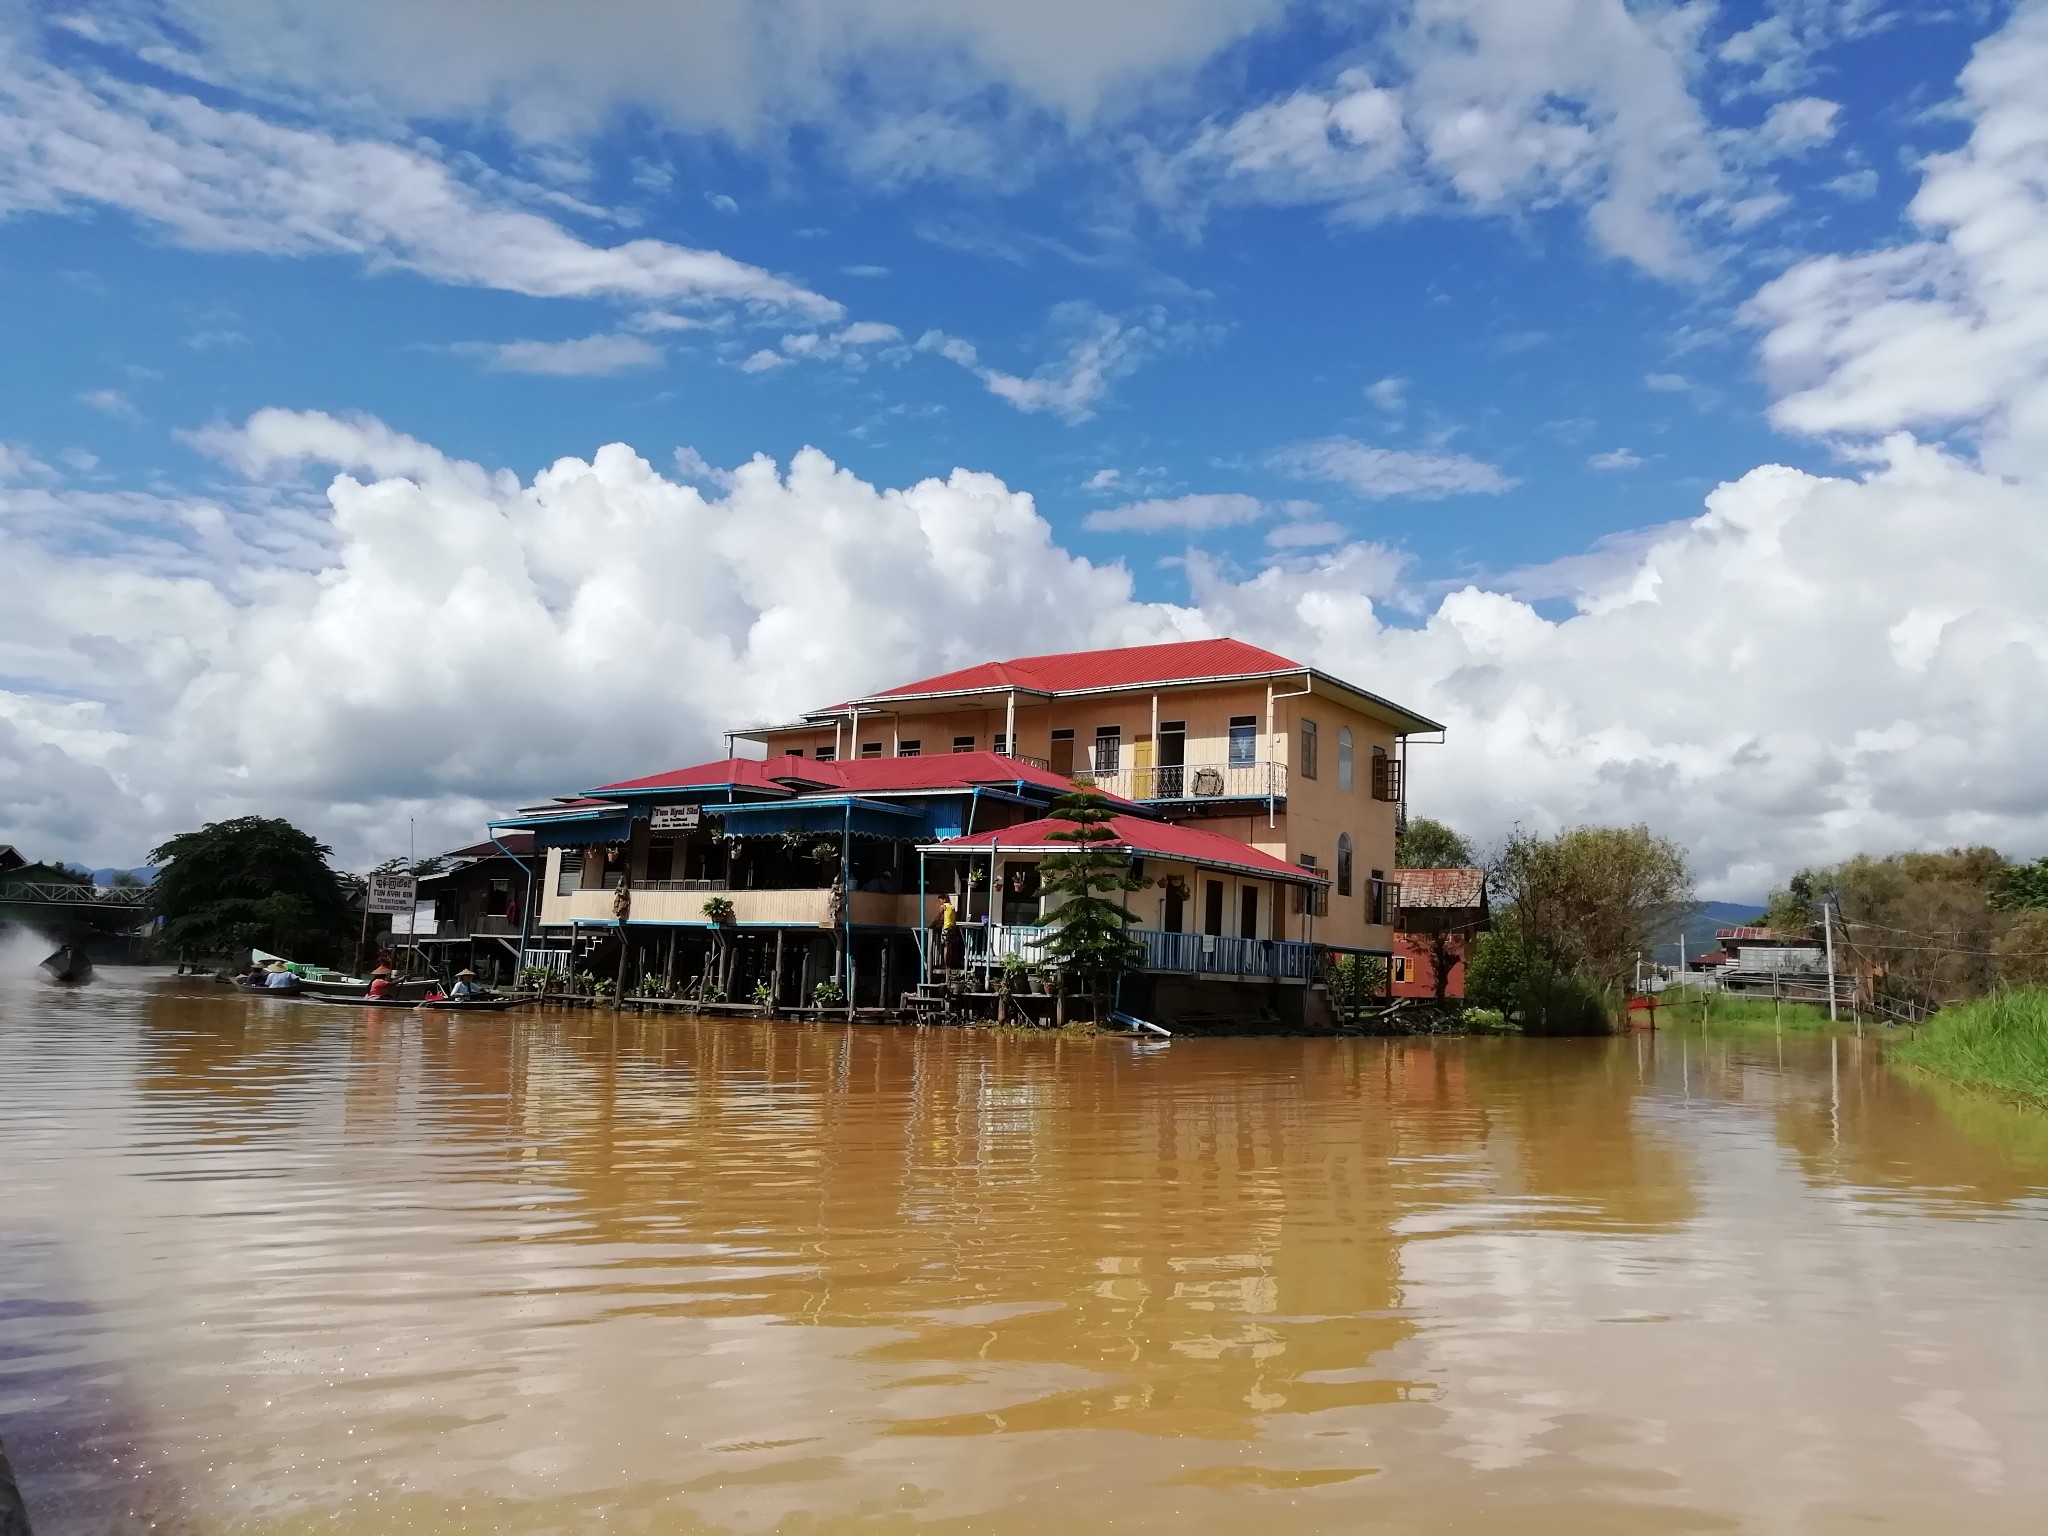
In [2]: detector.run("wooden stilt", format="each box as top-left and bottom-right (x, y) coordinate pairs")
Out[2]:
(774, 929), (786, 1012)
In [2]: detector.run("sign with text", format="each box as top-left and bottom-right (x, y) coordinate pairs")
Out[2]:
(366, 873), (418, 914)
(650, 805), (701, 833)
(388, 902), (437, 936)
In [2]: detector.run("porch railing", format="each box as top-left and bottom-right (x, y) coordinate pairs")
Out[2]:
(962, 923), (1316, 980)
(1075, 760), (1286, 803)
(632, 878), (730, 893)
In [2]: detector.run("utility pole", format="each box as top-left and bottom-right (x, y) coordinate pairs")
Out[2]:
(1823, 898), (1839, 1023)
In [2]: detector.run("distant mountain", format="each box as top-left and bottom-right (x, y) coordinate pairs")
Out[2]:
(1650, 901), (1766, 965)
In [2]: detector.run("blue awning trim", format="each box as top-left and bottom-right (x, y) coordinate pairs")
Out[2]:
(507, 814), (635, 848)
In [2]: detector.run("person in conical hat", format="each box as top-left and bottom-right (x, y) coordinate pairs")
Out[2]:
(450, 967), (480, 1000)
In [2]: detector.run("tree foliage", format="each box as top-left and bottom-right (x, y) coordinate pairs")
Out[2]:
(147, 816), (355, 963)
(1489, 824), (1692, 998)
(1396, 817), (1473, 869)
(1994, 910), (2048, 989)
(1991, 856), (2048, 911)
(1778, 847), (2008, 1018)
(1034, 788), (1149, 1019)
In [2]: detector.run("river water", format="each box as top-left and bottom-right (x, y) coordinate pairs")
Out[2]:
(4, 971), (2048, 1535)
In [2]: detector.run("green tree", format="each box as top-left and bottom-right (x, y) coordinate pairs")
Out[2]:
(1785, 846), (2010, 1017)
(1397, 817), (1473, 869)
(1994, 909), (2048, 988)
(1991, 856), (2048, 911)
(1763, 887), (1819, 940)
(147, 816), (355, 964)
(1034, 787), (1150, 1023)
(1490, 824), (1692, 1007)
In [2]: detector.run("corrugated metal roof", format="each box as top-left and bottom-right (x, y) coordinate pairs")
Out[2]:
(866, 638), (1303, 701)
(928, 813), (1323, 883)
(1392, 867), (1487, 908)
(590, 757), (799, 794)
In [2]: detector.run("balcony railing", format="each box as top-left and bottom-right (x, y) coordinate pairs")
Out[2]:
(964, 923), (1317, 981)
(1075, 760), (1286, 804)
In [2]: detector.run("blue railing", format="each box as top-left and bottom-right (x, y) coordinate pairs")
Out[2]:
(966, 924), (1316, 981)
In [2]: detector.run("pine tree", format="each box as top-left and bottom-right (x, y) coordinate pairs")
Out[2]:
(1035, 787), (1150, 1023)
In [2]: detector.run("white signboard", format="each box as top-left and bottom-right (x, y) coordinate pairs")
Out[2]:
(650, 805), (701, 832)
(367, 873), (418, 914)
(388, 902), (437, 936)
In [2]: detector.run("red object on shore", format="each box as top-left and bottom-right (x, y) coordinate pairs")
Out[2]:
(1625, 994), (1660, 1030)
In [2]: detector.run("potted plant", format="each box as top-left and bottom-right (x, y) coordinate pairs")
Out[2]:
(752, 978), (776, 1014)
(812, 977), (845, 1009)
(701, 896), (736, 925)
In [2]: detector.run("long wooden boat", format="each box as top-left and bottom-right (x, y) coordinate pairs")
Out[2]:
(300, 993), (525, 1013)
(40, 945), (94, 985)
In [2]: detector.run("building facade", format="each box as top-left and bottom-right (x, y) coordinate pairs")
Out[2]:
(489, 639), (1442, 1028)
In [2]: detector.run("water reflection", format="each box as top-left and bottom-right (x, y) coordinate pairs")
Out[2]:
(2, 978), (2046, 1533)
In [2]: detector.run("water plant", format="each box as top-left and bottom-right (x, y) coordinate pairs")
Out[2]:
(1892, 989), (2048, 1107)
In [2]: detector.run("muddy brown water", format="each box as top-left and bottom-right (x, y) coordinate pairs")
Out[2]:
(4, 972), (2047, 1534)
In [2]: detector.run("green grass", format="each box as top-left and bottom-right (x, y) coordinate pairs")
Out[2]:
(1891, 990), (2048, 1108)
(1655, 986), (1844, 1034)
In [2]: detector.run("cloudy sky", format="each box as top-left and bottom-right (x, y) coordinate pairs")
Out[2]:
(0, 0), (2041, 896)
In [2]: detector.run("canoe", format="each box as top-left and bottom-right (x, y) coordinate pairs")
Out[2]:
(40, 945), (94, 985)
(294, 993), (524, 1012)
(298, 975), (436, 1001)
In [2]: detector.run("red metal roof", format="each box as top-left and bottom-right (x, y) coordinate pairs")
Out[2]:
(1391, 867), (1487, 908)
(591, 757), (802, 794)
(929, 813), (1324, 883)
(862, 638), (1303, 702)
(443, 833), (534, 859)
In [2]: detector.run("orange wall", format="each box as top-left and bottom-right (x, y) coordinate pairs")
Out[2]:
(758, 675), (1407, 951)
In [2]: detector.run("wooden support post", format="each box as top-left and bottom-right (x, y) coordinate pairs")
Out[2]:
(774, 928), (786, 1011)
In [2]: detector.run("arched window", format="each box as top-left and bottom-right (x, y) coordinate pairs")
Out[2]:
(1337, 726), (1354, 791)
(1337, 833), (1354, 897)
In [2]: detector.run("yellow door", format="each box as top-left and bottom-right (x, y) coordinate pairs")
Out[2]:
(1133, 737), (1154, 799)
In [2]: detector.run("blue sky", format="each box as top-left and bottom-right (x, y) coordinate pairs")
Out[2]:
(2, 0), (2044, 892)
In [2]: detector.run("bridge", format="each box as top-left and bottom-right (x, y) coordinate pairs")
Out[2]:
(0, 881), (151, 915)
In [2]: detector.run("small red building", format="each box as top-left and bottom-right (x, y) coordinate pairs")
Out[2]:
(1390, 866), (1489, 999)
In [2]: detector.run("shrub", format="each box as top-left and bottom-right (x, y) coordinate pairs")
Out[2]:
(1464, 930), (1612, 1035)
(1461, 1007), (1513, 1034)
(1892, 989), (2048, 1105)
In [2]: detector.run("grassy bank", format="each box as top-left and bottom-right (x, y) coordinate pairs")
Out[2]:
(1655, 987), (1842, 1034)
(1891, 990), (2048, 1108)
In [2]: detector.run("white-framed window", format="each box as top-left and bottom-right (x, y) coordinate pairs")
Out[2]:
(1337, 726), (1354, 791)
(1228, 715), (1256, 767)
(952, 736), (975, 753)
(1300, 718), (1319, 779)
(897, 740), (922, 757)
(1093, 725), (1121, 774)
(1337, 833), (1353, 897)
(1394, 955), (1410, 984)
(860, 742), (883, 759)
